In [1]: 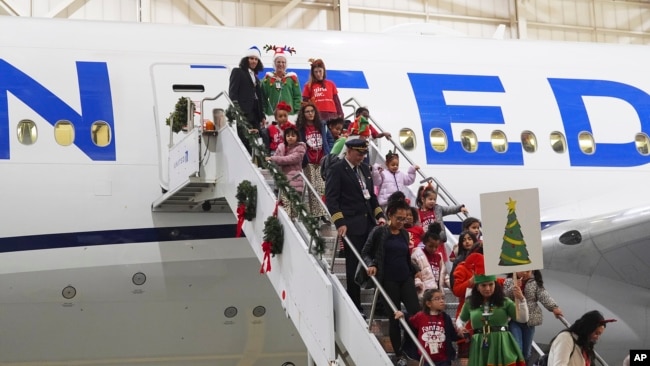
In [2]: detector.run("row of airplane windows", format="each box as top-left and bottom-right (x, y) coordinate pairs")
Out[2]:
(398, 128), (650, 155)
(16, 120), (112, 147)
(14, 119), (650, 157)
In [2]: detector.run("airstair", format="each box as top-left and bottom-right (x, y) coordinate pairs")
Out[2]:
(151, 93), (468, 365)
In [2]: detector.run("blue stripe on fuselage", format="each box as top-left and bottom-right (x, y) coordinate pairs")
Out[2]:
(0, 224), (239, 253)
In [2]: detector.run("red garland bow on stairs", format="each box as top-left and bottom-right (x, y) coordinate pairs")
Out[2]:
(235, 180), (257, 238)
(236, 204), (246, 238)
(260, 201), (284, 273)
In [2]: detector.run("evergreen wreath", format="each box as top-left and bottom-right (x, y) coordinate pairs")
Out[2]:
(263, 216), (284, 256)
(236, 180), (257, 221)
(165, 97), (192, 133)
(226, 104), (326, 254)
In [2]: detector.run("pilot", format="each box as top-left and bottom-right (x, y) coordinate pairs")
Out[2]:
(325, 138), (385, 313)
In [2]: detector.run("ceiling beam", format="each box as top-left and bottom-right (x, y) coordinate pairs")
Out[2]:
(338, 0), (349, 31)
(0, 0), (20, 16)
(263, 0), (302, 28)
(45, 0), (83, 18)
(194, 0), (226, 26)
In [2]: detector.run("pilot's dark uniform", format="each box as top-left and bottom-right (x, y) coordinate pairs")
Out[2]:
(325, 139), (384, 311)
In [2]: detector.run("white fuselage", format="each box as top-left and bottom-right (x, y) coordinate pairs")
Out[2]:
(1, 17), (648, 365)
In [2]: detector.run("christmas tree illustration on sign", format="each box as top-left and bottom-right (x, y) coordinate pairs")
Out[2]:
(480, 188), (542, 275)
(498, 197), (532, 266)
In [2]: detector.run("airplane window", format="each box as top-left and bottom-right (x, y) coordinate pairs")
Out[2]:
(520, 131), (537, 153)
(91, 121), (112, 147)
(429, 128), (447, 152)
(578, 131), (595, 154)
(460, 130), (477, 152)
(17, 119), (38, 145)
(54, 120), (75, 146)
(491, 130), (507, 153)
(634, 133), (650, 155)
(399, 128), (416, 151)
(550, 131), (567, 153)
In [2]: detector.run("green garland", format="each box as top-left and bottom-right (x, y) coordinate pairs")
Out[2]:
(263, 216), (284, 255)
(166, 97), (191, 133)
(236, 180), (257, 221)
(226, 103), (325, 254)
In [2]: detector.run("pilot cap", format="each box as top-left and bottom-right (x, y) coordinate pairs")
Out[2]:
(345, 138), (369, 154)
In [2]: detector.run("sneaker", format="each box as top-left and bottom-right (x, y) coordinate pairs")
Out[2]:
(394, 357), (408, 366)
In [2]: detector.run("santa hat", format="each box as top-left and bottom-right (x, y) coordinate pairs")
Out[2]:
(464, 253), (484, 274)
(464, 253), (496, 284)
(244, 46), (261, 59)
(275, 101), (292, 113)
(264, 44), (296, 62)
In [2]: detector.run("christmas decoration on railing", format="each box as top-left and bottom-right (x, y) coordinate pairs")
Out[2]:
(165, 97), (193, 133)
(260, 201), (284, 273)
(226, 103), (325, 254)
(235, 180), (257, 238)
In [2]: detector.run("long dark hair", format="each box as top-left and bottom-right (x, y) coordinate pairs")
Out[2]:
(550, 310), (608, 364)
(296, 102), (323, 132)
(469, 280), (505, 308)
(238, 56), (264, 73)
(456, 230), (478, 262)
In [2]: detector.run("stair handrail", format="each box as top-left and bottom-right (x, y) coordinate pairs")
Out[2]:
(341, 97), (468, 224)
(291, 172), (435, 365)
(557, 316), (608, 366)
(205, 90), (436, 364)
(341, 233), (436, 366)
(529, 315), (608, 366)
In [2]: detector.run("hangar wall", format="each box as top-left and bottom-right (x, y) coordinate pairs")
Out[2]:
(1, 0), (649, 43)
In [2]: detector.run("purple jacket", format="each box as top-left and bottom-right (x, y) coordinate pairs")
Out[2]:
(371, 164), (417, 206)
(270, 142), (306, 193)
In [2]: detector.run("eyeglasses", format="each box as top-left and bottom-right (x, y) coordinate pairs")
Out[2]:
(304, 110), (315, 114)
(393, 216), (406, 222)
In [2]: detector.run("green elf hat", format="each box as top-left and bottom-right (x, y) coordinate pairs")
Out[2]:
(474, 274), (497, 284)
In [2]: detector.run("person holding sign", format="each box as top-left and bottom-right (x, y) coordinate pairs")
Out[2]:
(456, 270), (528, 366)
(503, 270), (563, 361)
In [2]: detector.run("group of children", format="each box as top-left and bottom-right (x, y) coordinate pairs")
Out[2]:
(261, 97), (566, 366)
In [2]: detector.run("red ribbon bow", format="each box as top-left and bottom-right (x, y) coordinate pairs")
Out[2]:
(236, 203), (246, 238)
(260, 241), (272, 273)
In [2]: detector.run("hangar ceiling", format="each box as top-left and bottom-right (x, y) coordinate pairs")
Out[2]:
(0, 0), (649, 43)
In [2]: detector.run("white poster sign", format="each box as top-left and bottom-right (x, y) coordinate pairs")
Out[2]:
(480, 188), (543, 276)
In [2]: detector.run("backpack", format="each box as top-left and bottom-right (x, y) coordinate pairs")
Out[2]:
(536, 331), (577, 366)
(320, 154), (340, 181)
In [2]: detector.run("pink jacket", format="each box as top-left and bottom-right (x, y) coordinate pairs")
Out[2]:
(269, 142), (306, 193)
(371, 165), (417, 206)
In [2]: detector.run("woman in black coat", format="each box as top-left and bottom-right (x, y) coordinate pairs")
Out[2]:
(228, 46), (265, 153)
(362, 197), (420, 362)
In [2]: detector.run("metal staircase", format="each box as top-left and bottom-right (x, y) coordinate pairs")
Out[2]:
(152, 91), (471, 365)
(213, 120), (395, 365)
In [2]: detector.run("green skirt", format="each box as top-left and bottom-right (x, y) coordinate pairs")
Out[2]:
(468, 331), (526, 366)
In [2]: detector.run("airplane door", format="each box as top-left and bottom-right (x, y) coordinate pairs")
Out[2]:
(151, 63), (231, 191)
